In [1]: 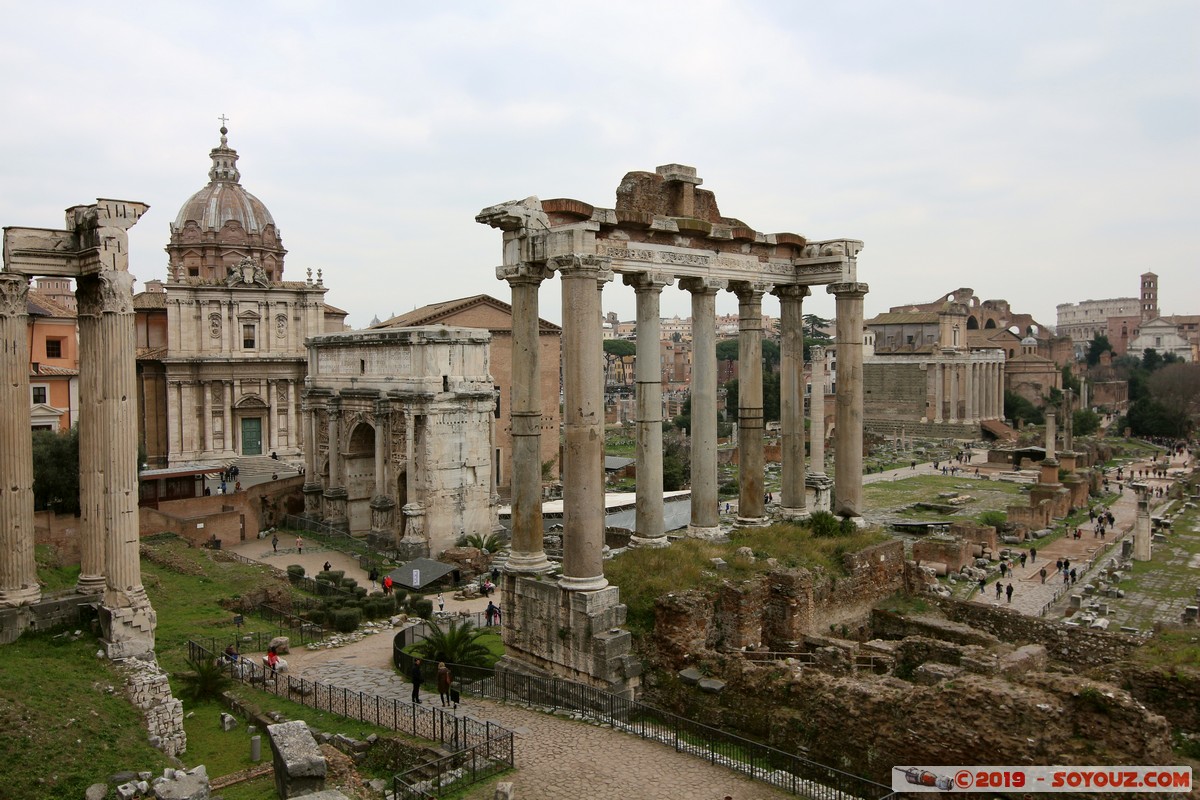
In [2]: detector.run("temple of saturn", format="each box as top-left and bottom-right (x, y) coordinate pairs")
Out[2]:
(1, 201), (157, 656)
(477, 164), (866, 694)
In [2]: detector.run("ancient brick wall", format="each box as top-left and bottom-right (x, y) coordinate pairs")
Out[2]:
(140, 476), (305, 542)
(912, 537), (974, 571)
(34, 510), (81, 564)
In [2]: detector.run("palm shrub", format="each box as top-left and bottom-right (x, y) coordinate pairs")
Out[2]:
(411, 619), (492, 667)
(178, 655), (234, 702)
(460, 532), (504, 553)
(808, 510), (842, 538)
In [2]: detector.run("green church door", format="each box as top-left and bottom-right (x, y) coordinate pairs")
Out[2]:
(241, 418), (263, 456)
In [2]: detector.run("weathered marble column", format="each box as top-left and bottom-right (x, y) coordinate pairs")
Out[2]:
(287, 379), (298, 451)
(499, 263), (554, 573)
(933, 362), (944, 423)
(1133, 492), (1152, 561)
(301, 395), (323, 515)
(774, 285), (809, 520)
(370, 400), (395, 535)
(267, 379), (278, 452)
(96, 270), (156, 658)
(681, 278), (723, 538)
(828, 282), (868, 519)
(1039, 409), (1060, 486)
(75, 280), (106, 594)
(202, 381), (214, 453)
(555, 254), (612, 591)
(732, 281), (768, 525)
(948, 363), (960, 424)
(810, 347), (828, 476)
(965, 363), (976, 423)
(625, 271), (672, 547)
(0, 275), (40, 607)
(323, 399), (348, 523)
(223, 382), (234, 454)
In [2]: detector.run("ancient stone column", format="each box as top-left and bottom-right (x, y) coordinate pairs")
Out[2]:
(96, 270), (156, 658)
(0, 274), (40, 607)
(964, 363), (976, 423)
(810, 346), (828, 476)
(732, 281), (768, 525)
(499, 263), (554, 573)
(948, 363), (960, 424)
(1045, 409), (1057, 461)
(267, 379), (279, 452)
(287, 380), (298, 451)
(301, 393), (323, 515)
(1133, 492), (1152, 561)
(774, 285), (809, 520)
(828, 282), (868, 519)
(933, 362), (944, 423)
(681, 278), (723, 538)
(223, 382), (234, 453)
(370, 400), (395, 536)
(202, 381), (214, 453)
(625, 271), (672, 547)
(554, 254), (612, 591)
(322, 399), (348, 525)
(75, 279), (106, 594)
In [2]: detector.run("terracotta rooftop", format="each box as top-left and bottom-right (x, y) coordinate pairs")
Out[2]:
(866, 311), (940, 325)
(133, 291), (168, 310)
(31, 363), (78, 376)
(27, 293), (76, 318)
(373, 294), (561, 332)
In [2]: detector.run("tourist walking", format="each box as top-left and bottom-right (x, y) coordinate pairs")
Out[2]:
(437, 661), (452, 707)
(271, 533), (278, 553)
(995, 582), (1002, 600)
(368, 566), (379, 590)
(1019, 552), (1027, 568)
(977, 577), (986, 596)
(1040, 567), (1047, 584)
(383, 575), (393, 595)
(1029, 547), (1037, 563)
(486, 600), (498, 625)
(410, 658), (423, 704)
(296, 535), (303, 554)
(1005, 583), (1013, 603)
(437, 592), (445, 613)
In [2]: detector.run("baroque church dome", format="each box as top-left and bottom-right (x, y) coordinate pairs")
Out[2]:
(166, 125), (287, 282)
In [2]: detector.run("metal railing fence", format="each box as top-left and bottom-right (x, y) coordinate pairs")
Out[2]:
(390, 631), (892, 800)
(187, 638), (514, 797)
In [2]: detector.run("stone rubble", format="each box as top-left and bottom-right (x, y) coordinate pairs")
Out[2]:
(118, 656), (186, 757)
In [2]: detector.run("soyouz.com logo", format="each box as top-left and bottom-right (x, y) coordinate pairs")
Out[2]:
(893, 766), (1192, 793)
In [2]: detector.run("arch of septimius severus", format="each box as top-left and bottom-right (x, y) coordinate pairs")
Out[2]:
(1, 201), (156, 657)
(478, 164), (866, 694)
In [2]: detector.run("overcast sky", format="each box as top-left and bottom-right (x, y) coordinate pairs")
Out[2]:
(2, 1), (1196, 331)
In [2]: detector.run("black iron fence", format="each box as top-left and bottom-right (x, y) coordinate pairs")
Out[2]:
(390, 632), (892, 800)
(187, 639), (514, 797)
(392, 737), (514, 800)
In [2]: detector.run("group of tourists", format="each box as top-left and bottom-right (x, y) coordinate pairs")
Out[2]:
(408, 657), (459, 708)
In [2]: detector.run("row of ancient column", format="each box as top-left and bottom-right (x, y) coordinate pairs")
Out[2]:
(0, 271), (156, 653)
(169, 377), (301, 457)
(497, 255), (868, 590)
(929, 358), (1004, 424)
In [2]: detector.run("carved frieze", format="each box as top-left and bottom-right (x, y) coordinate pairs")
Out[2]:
(99, 270), (135, 314)
(209, 313), (222, 339)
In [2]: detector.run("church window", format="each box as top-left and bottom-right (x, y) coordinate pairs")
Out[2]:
(45, 338), (63, 358)
(243, 324), (257, 349)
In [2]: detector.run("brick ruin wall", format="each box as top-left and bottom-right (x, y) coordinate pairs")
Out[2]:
(654, 540), (905, 662)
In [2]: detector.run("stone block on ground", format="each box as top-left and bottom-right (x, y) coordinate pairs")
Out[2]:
(912, 662), (964, 686)
(678, 667), (702, 685)
(220, 712), (238, 731)
(268, 635), (291, 654)
(494, 781), (516, 799)
(268, 720), (327, 798)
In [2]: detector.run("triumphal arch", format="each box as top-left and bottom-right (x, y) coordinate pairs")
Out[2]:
(478, 164), (866, 694)
(2, 201), (157, 657)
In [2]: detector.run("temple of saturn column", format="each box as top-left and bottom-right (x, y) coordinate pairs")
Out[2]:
(1, 201), (157, 656)
(477, 164), (866, 694)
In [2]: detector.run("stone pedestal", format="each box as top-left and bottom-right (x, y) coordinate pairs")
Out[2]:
(1039, 458), (1060, 487)
(302, 481), (324, 516)
(321, 487), (348, 527)
(267, 721), (327, 799)
(399, 502), (428, 559)
(498, 572), (640, 698)
(806, 474), (834, 513)
(369, 495), (396, 536)
(1059, 451), (1078, 473)
(1134, 496), (1152, 562)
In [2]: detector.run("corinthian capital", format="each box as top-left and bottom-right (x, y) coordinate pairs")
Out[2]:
(0, 273), (30, 317)
(496, 262), (554, 287)
(548, 254), (613, 283)
(827, 281), (869, 298)
(98, 270), (136, 314)
(622, 271), (674, 293)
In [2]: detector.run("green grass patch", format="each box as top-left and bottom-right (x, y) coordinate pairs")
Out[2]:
(863, 474), (1026, 516)
(607, 523), (888, 634)
(35, 543), (81, 591)
(1131, 630), (1200, 669)
(0, 633), (172, 800)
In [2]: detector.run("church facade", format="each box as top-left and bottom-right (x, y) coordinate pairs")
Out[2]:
(136, 126), (346, 467)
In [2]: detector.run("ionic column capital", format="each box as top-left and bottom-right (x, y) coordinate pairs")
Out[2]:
(622, 271), (674, 293)
(679, 276), (725, 296)
(827, 281), (870, 298)
(548, 253), (613, 283)
(729, 280), (771, 303)
(496, 262), (554, 286)
(0, 273), (30, 316)
(771, 284), (811, 302)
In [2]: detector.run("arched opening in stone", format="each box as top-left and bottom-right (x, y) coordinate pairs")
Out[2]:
(345, 422), (376, 532)
(967, 316), (979, 330)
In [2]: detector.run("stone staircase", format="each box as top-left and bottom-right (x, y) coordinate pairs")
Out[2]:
(222, 455), (303, 490)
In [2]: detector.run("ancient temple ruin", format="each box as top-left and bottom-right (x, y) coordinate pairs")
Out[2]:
(477, 164), (867, 694)
(2, 201), (157, 656)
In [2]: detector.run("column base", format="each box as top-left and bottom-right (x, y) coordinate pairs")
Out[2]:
(0, 586), (41, 608)
(100, 590), (157, 660)
(504, 551), (557, 575)
(629, 534), (670, 548)
(76, 575), (107, 594)
(686, 524), (726, 541)
(558, 574), (609, 592)
(775, 505), (810, 521)
(735, 515), (770, 527)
